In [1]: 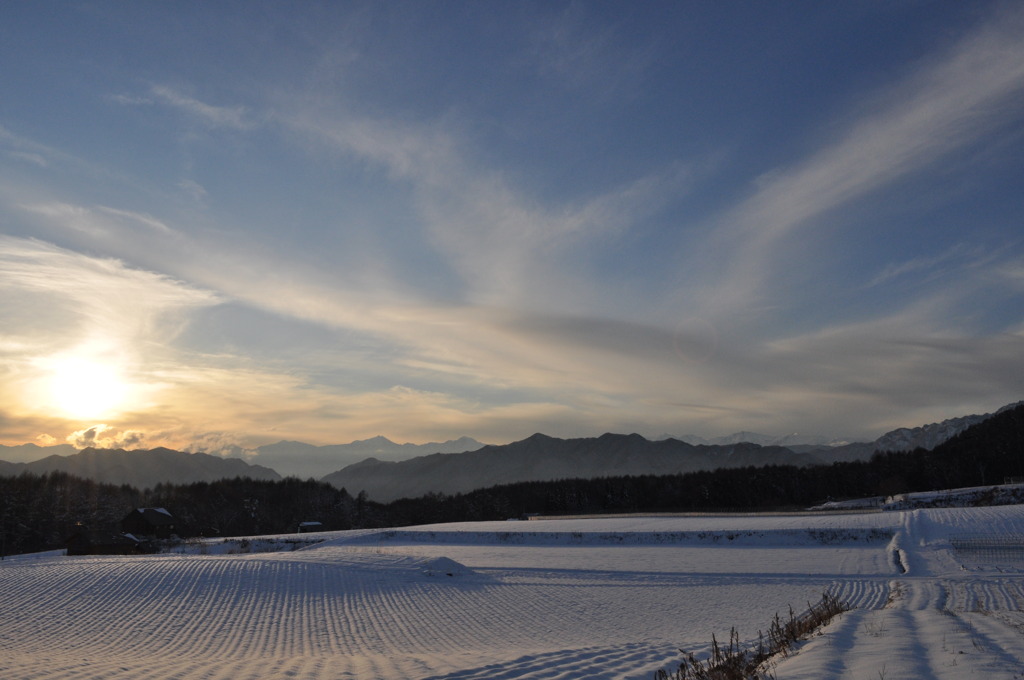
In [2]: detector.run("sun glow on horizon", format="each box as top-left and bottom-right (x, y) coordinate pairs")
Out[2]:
(43, 355), (132, 420)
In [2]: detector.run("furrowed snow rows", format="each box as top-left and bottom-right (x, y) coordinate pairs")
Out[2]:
(773, 507), (1024, 680)
(2, 508), (1023, 680)
(774, 582), (1024, 680)
(0, 548), (725, 679)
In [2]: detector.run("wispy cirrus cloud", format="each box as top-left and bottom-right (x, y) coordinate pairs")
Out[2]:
(0, 124), (62, 172)
(523, 2), (653, 99)
(0, 235), (220, 349)
(35, 192), (1018, 441)
(7, 150), (48, 168)
(5, 3), (1022, 449)
(176, 178), (208, 202)
(0, 122), (151, 192)
(17, 74), (1020, 444)
(12, 196), (693, 422)
(22, 202), (176, 238)
(757, 312), (1024, 431)
(864, 244), (992, 289)
(699, 4), (1024, 315)
(114, 84), (258, 130)
(150, 84), (256, 129)
(289, 113), (695, 309)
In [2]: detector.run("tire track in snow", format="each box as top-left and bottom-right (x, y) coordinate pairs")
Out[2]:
(947, 578), (1024, 613)
(829, 579), (889, 610)
(942, 610), (1024, 672)
(775, 578), (1024, 679)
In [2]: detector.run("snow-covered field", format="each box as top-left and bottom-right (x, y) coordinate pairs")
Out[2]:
(3, 507), (1024, 679)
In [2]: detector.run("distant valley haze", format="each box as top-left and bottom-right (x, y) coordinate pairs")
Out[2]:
(3, 401), (1016, 499)
(1, 3), (1023, 457)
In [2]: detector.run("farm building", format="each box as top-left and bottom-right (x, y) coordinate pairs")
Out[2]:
(122, 507), (177, 539)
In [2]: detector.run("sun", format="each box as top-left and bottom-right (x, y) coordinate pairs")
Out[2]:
(46, 356), (131, 420)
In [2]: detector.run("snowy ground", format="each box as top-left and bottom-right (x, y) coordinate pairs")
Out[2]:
(2, 507), (1023, 679)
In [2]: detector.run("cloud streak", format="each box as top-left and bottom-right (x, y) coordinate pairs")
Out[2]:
(289, 112), (694, 311)
(700, 5), (1024, 314)
(148, 85), (258, 130)
(0, 234), (219, 339)
(16, 63), (1023, 444)
(1, 3), (1022, 449)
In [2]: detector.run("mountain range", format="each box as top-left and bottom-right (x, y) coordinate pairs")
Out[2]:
(0, 447), (280, 490)
(247, 436), (485, 480)
(0, 441), (79, 464)
(321, 434), (820, 502)
(658, 431), (850, 448)
(1, 402), (1018, 497)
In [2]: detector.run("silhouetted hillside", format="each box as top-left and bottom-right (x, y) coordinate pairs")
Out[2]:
(0, 447), (280, 490)
(250, 436), (484, 479)
(322, 432), (817, 501)
(3, 404), (1023, 556)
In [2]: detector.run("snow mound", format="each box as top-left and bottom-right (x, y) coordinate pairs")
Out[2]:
(420, 556), (470, 577)
(284, 543), (482, 580)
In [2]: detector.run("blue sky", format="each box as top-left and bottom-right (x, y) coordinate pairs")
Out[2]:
(1, 1), (1023, 454)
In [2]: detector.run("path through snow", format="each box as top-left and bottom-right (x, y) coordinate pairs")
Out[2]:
(774, 508), (1024, 679)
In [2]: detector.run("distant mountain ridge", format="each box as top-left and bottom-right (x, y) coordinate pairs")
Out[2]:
(321, 433), (819, 502)
(0, 441), (78, 464)
(0, 436), (486, 485)
(1, 402), (1018, 493)
(320, 402), (1022, 501)
(871, 401), (1023, 452)
(660, 432), (850, 448)
(807, 401), (1024, 463)
(661, 403), (1024, 462)
(248, 436), (485, 480)
(0, 447), (280, 489)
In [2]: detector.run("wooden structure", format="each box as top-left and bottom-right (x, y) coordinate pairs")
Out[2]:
(122, 508), (177, 539)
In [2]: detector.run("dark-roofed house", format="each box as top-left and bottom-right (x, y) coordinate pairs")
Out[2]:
(122, 507), (177, 539)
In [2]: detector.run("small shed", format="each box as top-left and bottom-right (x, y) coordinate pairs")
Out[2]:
(297, 521), (323, 533)
(122, 507), (177, 539)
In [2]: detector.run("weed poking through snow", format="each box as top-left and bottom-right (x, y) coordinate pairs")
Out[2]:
(654, 591), (849, 680)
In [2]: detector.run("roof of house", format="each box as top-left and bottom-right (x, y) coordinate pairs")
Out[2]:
(128, 507), (176, 525)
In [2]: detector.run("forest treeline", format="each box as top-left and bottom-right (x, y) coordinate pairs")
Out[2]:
(3, 404), (1022, 556)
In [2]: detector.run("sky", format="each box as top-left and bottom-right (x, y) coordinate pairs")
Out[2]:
(1, 1), (1023, 456)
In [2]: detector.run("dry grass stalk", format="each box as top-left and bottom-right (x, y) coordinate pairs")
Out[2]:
(654, 591), (848, 680)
